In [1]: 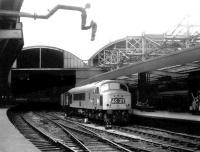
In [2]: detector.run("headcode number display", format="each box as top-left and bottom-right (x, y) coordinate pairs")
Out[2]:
(111, 98), (125, 104)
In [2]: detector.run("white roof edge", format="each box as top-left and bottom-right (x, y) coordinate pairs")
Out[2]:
(69, 80), (127, 93)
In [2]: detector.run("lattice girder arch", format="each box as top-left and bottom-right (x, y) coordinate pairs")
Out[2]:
(89, 34), (200, 70)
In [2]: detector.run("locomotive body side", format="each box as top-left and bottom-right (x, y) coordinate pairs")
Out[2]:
(69, 83), (101, 110)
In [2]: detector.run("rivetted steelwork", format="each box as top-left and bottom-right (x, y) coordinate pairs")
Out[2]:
(88, 34), (200, 70)
(0, 0), (23, 11)
(0, 0), (24, 98)
(64, 49), (87, 68)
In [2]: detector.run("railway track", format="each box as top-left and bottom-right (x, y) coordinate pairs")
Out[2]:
(25, 112), (132, 152)
(113, 124), (200, 152)
(50, 112), (200, 152)
(10, 111), (200, 152)
(9, 112), (70, 152)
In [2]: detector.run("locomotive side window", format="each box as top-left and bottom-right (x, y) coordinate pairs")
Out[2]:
(95, 87), (99, 94)
(73, 93), (85, 101)
(68, 94), (72, 104)
(88, 92), (90, 99)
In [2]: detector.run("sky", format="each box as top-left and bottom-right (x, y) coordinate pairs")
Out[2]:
(21, 0), (200, 60)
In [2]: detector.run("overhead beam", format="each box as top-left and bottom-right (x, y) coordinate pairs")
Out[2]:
(150, 70), (188, 77)
(185, 63), (200, 68)
(11, 68), (92, 71)
(78, 46), (200, 86)
(0, 29), (23, 39)
(118, 74), (138, 80)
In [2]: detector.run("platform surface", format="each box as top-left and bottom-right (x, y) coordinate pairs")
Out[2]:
(0, 108), (40, 152)
(133, 109), (200, 122)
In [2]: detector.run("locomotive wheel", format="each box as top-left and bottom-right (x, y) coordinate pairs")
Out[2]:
(95, 112), (99, 120)
(84, 110), (89, 118)
(112, 115), (117, 123)
(88, 111), (92, 118)
(103, 113), (108, 122)
(122, 112), (129, 123)
(99, 112), (103, 120)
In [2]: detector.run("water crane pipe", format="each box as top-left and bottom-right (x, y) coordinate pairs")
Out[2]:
(0, 3), (97, 40)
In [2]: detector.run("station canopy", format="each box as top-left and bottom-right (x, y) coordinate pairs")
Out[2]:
(79, 34), (200, 86)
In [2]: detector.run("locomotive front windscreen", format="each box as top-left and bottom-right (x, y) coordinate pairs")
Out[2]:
(100, 83), (128, 92)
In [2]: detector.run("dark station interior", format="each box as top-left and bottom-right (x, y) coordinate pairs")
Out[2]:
(10, 47), (76, 103)
(11, 70), (75, 100)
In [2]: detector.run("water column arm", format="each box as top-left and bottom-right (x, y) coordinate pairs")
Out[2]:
(0, 3), (97, 40)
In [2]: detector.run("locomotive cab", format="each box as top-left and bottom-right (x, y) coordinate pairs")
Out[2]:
(99, 82), (131, 110)
(98, 81), (131, 123)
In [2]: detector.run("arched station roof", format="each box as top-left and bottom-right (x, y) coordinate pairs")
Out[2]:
(14, 45), (87, 69)
(89, 37), (127, 60)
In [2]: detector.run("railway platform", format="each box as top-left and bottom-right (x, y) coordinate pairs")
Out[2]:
(0, 108), (40, 152)
(132, 109), (200, 135)
(133, 109), (200, 122)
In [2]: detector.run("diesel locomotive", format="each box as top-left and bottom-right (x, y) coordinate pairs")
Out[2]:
(61, 80), (131, 123)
